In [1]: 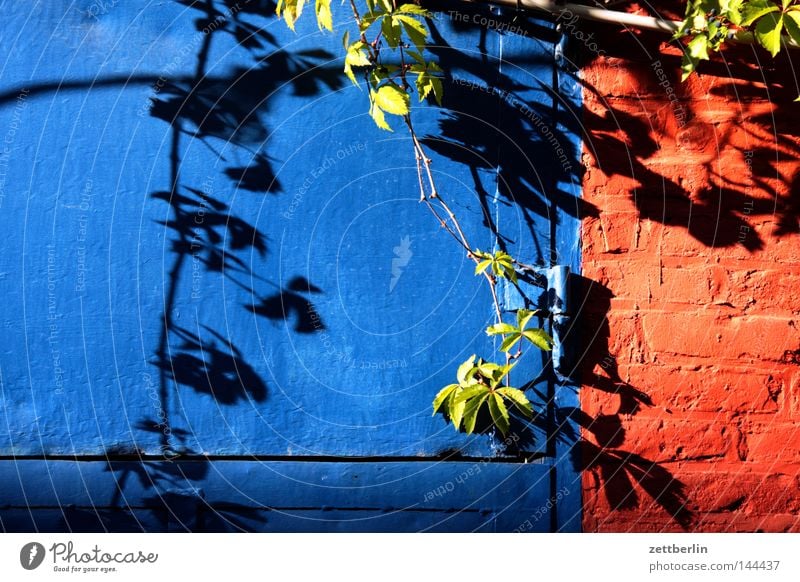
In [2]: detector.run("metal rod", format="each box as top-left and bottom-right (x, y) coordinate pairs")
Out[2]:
(456, 0), (800, 47)
(458, 0), (681, 33)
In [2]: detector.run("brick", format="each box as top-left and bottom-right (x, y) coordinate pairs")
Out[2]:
(743, 473), (800, 515)
(590, 507), (800, 533)
(580, 464), (692, 531)
(590, 513), (688, 533)
(741, 421), (800, 464)
(642, 313), (799, 361)
(581, 388), (625, 419)
(725, 269), (800, 314)
(588, 261), (733, 306)
(691, 512), (800, 533)
(603, 311), (648, 365)
(616, 365), (782, 414)
(791, 372), (800, 420)
(616, 416), (732, 462)
(676, 470), (800, 515)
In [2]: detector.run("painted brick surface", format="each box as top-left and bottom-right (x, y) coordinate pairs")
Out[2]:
(579, 5), (800, 532)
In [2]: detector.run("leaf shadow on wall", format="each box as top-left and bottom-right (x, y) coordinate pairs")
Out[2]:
(577, 22), (800, 252)
(565, 275), (692, 530)
(568, 16), (800, 530)
(422, 6), (599, 265)
(147, 0), (341, 456)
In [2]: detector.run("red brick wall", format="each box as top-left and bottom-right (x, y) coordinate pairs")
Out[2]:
(578, 13), (800, 532)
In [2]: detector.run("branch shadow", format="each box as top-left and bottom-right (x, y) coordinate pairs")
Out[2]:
(149, 0), (338, 452)
(419, 6), (598, 261)
(568, 274), (692, 529)
(56, 453), (270, 532)
(575, 18), (800, 251)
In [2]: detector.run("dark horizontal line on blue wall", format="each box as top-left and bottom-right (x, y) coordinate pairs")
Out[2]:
(0, 459), (560, 531)
(0, 504), (488, 513)
(0, 453), (549, 464)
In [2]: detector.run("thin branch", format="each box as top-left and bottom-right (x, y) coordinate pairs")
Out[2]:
(344, 8), (506, 328)
(348, 0), (367, 43)
(403, 109), (503, 324)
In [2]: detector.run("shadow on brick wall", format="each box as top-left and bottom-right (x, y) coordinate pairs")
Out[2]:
(575, 21), (799, 252)
(568, 274), (693, 529)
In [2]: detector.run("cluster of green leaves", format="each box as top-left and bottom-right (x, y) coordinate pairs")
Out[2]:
(359, 2), (443, 129)
(281, 0), (443, 131)
(474, 249), (517, 283)
(676, 0), (800, 80)
(486, 309), (554, 354)
(432, 356), (534, 436)
(277, 0), (334, 31)
(433, 309), (553, 436)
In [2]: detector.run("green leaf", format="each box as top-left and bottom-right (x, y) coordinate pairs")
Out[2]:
(429, 76), (443, 106)
(360, 10), (384, 32)
(374, 84), (410, 115)
(454, 384), (489, 405)
(681, 53), (700, 81)
(486, 323), (517, 335)
(277, 0), (306, 31)
(499, 334), (522, 353)
(488, 393), (510, 436)
(395, 3), (432, 16)
(415, 72), (432, 102)
(463, 393), (490, 434)
(396, 15), (428, 49)
(456, 355), (476, 384)
(784, 9), (800, 44)
(523, 329), (554, 351)
(344, 41), (371, 86)
(368, 67), (391, 90)
(691, 13), (708, 31)
(482, 360), (514, 386)
(477, 361), (503, 377)
(497, 387), (533, 418)
(488, 251), (517, 282)
(345, 41), (372, 67)
(432, 384), (458, 415)
(726, 0), (744, 25)
(475, 259), (491, 275)
(687, 34), (711, 61)
(755, 12), (784, 56)
(370, 103), (391, 131)
(369, 91), (392, 131)
(741, 0), (780, 26)
(315, 0), (333, 31)
(516, 308), (536, 331)
(381, 14), (401, 48)
(344, 63), (358, 85)
(449, 390), (466, 430)
(407, 50), (426, 64)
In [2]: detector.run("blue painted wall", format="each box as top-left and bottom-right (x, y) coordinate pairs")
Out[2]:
(0, 0), (582, 531)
